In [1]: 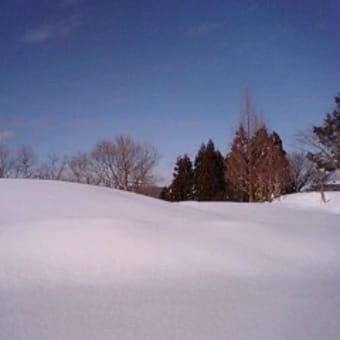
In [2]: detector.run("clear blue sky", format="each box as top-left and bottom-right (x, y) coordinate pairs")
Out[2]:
(1, 0), (339, 183)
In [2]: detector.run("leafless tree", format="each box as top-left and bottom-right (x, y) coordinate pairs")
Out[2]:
(0, 145), (14, 178)
(37, 154), (68, 180)
(296, 130), (335, 202)
(296, 130), (334, 165)
(91, 140), (118, 187)
(14, 146), (36, 178)
(288, 152), (316, 192)
(68, 152), (99, 184)
(91, 135), (159, 191)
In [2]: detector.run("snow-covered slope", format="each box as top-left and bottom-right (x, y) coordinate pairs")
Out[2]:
(277, 191), (340, 213)
(0, 179), (339, 340)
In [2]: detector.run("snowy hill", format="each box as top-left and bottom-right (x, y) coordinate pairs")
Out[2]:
(0, 179), (339, 340)
(277, 191), (340, 213)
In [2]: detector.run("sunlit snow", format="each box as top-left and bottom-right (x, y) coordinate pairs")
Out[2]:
(0, 179), (339, 340)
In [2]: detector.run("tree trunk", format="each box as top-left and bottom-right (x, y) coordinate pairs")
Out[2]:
(320, 183), (326, 203)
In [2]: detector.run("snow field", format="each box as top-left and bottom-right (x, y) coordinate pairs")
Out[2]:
(0, 179), (339, 340)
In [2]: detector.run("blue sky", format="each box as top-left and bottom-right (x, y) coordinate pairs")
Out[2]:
(1, 0), (339, 183)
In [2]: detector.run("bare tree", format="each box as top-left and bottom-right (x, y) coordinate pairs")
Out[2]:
(68, 152), (99, 184)
(91, 135), (159, 191)
(288, 152), (316, 192)
(0, 145), (14, 178)
(91, 140), (118, 187)
(129, 140), (160, 191)
(295, 94), (340, 202)
(297, 130), (336, 165)
(14, 146), (36, 178)
(37, 154), (68, 180)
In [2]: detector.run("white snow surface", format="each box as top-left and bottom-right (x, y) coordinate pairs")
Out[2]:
(0, 179), (339, 340)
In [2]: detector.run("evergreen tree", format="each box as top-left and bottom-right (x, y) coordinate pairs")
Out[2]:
(194, 140), (226, 201)
(169, 154), (194, 201)
(265, 131), (292, 200)
(251, 126), (271, 201)
(307, 94), (340, 171)
(159, 186), (172, 201)
(226, 125), (291, 202)
(225, 92), (262, 202)
(225, 125), (250, 201)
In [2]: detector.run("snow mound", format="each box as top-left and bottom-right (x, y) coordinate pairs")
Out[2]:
(0, 179), (339, 340)
(277, 191), (340, 214)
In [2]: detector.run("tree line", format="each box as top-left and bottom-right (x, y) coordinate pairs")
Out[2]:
(1, 92), (338, 201)
(161, 92), (340, 202)
(0, 135), (160, 194)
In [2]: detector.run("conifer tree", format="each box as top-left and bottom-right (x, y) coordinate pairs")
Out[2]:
(194, 140), (226, 201)
(159, 186), (172, 201)
(225, 91), (262, 202)
(169, 154), (194, 201)
(265, 131), (292, 200)
(307, 94), (340, 171)
(225, 125), (250, 201)
(274, 133), (292, 192)
(226, 124), (291, 202)
(251, 126), (271, 201)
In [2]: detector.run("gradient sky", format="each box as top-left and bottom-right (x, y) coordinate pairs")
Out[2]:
(1, 0), (339, 183)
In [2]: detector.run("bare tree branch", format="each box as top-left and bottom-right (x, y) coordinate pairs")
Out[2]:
(14, 146), (36, 178)
(37, 154), (68, 180)
(288, 151), (316, 192)
(91, 136), (160, 191)
(0, 145), (14, 178)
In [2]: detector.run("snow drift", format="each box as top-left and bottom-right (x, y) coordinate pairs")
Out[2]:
(0, 179), (339, 340)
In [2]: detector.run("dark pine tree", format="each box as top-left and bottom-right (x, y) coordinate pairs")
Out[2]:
(169, 154), (194, 201)
(194, 140), (226, 201)
(266, 131), (292, 200)
(159, 186), (172, 201)
(307, 93), (340, 171)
